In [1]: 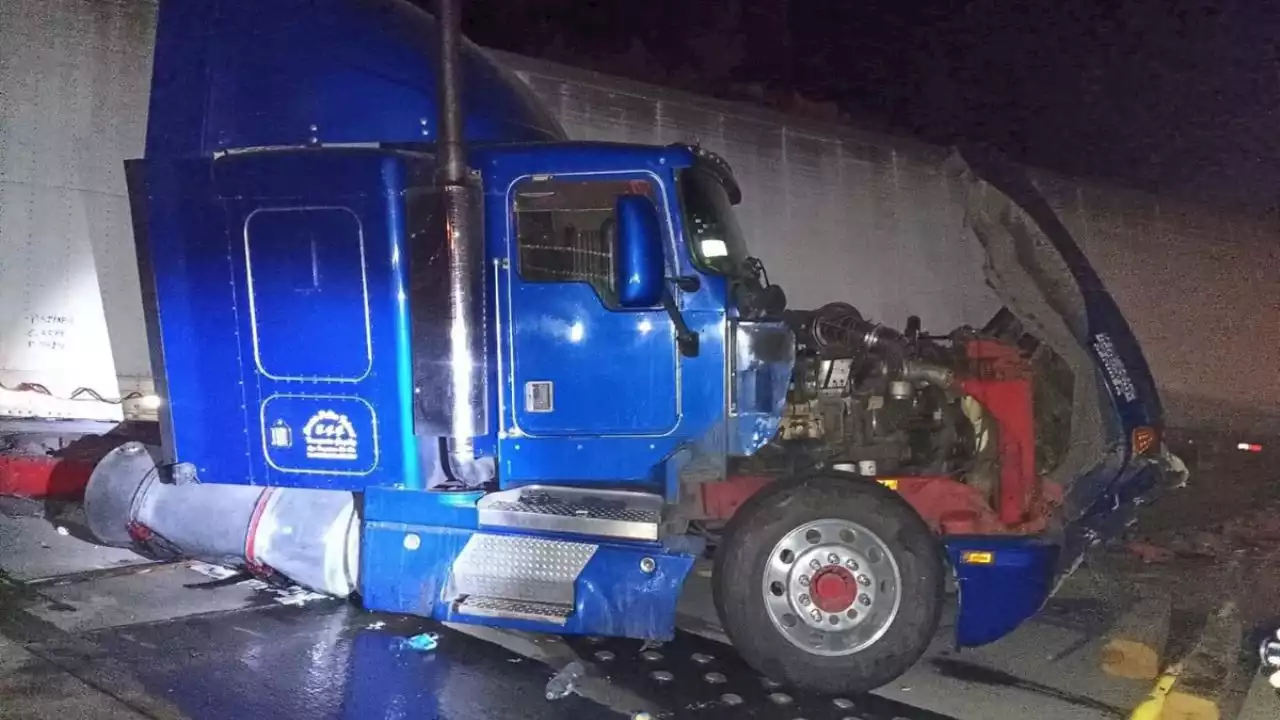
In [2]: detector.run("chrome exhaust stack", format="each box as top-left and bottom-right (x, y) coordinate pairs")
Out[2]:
(411, 0), (488, 481)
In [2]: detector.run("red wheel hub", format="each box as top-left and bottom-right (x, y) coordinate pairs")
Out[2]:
(809, 565), (857, 613)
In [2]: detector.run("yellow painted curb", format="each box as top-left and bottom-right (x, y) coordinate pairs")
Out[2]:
(1127, 666), (1179, 720)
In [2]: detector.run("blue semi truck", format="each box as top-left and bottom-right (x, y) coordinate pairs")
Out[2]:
(82, 0), (1186, 693)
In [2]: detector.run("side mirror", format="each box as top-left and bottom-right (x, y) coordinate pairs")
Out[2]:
(614, 194), (665, 308)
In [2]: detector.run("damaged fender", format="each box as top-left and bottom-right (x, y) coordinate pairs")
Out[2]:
(945, 536), (1059, 647)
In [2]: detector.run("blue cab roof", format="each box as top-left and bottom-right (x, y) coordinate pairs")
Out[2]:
(146, 0), (567, 158)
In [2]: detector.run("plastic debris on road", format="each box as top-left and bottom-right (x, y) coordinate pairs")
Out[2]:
(545, 661), (585, 700)
(397, 632), (439, 652)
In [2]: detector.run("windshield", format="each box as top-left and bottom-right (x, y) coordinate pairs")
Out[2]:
(678, 167), (752, 276)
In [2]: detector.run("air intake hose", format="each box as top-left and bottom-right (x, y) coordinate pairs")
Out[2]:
(83, 442), (360, 597)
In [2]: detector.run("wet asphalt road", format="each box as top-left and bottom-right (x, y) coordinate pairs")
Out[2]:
(38, 600), (958, 720)
(84, 603), (604, 720)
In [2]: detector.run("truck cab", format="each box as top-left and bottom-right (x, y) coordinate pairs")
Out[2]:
(94, 0), (1186, 695)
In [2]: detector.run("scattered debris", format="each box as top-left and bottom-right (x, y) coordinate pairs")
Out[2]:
(365, 620), (386, 631)
(192, 565), (335, 607)
(274, 587), (328, 607)
(545, 660), (586, 700)
(55, 525), (69, 536)
(638, 639), (665, 653)
(186, 562), (241, 580)
(397, 632), (439, 653)
(1126, 541), (1175, 564)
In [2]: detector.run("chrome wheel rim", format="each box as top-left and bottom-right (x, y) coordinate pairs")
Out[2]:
(761, 518), (902, 657)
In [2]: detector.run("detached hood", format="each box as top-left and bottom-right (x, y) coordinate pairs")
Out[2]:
(953, 144), (1168, 522)
(942, 145), (1186, 647)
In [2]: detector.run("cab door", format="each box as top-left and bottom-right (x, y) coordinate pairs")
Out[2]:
(504, 173), (679, 437)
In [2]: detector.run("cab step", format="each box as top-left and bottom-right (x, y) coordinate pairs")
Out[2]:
(477, 485), (663, 541)
(454, 595), (574, 625)
(447, 532), (596, 624)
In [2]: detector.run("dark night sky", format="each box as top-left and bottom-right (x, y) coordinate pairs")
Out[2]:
(459, 0), (1279, 211)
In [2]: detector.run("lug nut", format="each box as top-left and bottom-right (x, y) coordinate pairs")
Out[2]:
(859, 594), (871, 606)
(844, 559), (859, 570)
(810, 558), (822, 570)
(809, 608), (822, 622)
(798, 594), (811, 606)
(858, 574), (871, 586)
(827, 553), (840, 564)
(799, 575), (811, 586)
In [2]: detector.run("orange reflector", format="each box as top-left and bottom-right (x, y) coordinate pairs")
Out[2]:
(877, 478), (900, 491)
(961, 551), (994, 565)
(1132, 426), (1159, 456)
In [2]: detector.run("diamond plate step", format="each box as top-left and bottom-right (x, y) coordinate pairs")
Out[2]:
(449, 533), (597, 607)
(454, 595), (574, 625)
(477, 485), (663, 541)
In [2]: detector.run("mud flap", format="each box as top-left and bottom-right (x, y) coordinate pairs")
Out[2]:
(945, 536), (1060, 647)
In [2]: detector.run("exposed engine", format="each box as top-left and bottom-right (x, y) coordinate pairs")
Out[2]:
(737, 301), (1076, 511)
(772, 302), (975, 477)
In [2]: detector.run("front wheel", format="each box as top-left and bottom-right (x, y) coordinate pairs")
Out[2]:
(712, 475), (943, 694)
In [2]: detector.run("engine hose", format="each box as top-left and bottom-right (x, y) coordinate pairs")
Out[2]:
(903, 360), (956, 391)
(809, 303), (901, 356)
(863, 324), (906, 377)
(805, 303), (957, 392)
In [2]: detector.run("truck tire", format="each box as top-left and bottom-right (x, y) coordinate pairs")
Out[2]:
(712, 475), (943, 694)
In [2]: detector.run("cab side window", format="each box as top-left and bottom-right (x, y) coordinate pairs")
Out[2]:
(514, 176), (657, 306)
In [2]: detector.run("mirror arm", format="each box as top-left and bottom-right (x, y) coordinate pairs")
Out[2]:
(661, 287), (699, 357)
(672, 275), (701, 293)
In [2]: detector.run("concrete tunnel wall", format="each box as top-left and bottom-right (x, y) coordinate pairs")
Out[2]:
(0, 0), (1276, 434)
